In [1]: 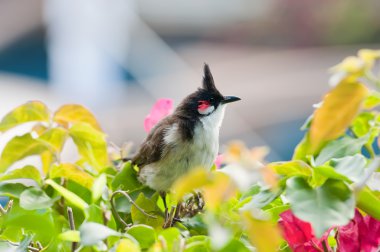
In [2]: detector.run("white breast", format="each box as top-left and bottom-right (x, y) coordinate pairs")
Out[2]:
(139, 105), (226, 192)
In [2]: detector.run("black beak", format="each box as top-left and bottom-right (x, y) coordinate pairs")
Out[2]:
(222, 96), (241, 104)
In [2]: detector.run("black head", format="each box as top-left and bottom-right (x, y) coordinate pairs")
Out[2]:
(176, 64), (240, 117)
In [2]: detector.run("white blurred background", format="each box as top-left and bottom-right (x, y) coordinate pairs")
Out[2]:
(0, 0), (380, 161)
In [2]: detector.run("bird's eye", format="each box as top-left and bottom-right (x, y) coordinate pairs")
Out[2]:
(209, 97), (215, 103)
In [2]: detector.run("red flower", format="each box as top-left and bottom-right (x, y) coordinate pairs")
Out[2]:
(144, 99), (173, 132)
(337, 209), (380, 252)
(279, 210), (331, 252)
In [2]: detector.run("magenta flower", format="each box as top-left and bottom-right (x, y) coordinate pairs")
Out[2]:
(215, 154), (223, 168)
(144, 99), (173, 132)
(337, 209), (380, 252)
(279, 210), (331, 252)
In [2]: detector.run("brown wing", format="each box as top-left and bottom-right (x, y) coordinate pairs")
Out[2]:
(131, 118), (170, 168)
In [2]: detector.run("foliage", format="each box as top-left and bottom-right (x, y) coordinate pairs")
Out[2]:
(1, 49), (380, 251)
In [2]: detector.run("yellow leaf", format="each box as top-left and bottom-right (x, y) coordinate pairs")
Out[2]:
(172, 169), (210, 201)
(54, 104), (102, 131)
(330, 56), (364, 74)
(309, 80), (368, 153)
(116, 239), (141, 252)
(41, 151), (54, 174)
(358, 49), (380, 68)
(49, 163), (95, 189)
(0, 134), (49, 172)
(203, 172), (237, 210)
(242, 211), (281, 252)
(69, 122), (109, 171)
(172, 168), (237, 209)
(32, 123), (48, 135)
(38, 127), (68, 153)
(0, 101), (50, 132)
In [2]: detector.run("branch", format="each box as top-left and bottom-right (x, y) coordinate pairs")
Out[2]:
(110, 190), (157, 228)
(67, 207), (78, 252)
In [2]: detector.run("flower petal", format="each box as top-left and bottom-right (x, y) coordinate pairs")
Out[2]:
(144, 99), (173, 132)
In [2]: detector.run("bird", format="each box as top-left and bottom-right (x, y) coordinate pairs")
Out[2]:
(131, 64), (240, 225)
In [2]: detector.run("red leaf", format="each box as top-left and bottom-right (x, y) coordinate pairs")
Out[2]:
(279, 210), (331, 252)
(337, 209), (380, 252)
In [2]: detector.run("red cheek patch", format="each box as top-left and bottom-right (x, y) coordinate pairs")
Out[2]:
(198, 100), (210, 111)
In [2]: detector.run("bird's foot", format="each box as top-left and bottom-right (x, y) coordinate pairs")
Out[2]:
(181, 192), (204, 218)
(162, 192), (205, 228)
(162, 206), (176, 228)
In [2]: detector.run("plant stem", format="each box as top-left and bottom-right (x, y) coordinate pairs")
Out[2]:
(354, 157), (380, 191)
(67, 207), (77, 252)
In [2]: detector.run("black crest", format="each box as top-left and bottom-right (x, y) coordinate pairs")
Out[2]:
(203, 64), (218, 92)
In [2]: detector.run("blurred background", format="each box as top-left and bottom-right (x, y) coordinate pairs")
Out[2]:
(1, 0), (380, 161)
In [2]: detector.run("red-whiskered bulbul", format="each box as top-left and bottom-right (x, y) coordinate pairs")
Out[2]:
(131, 64), (240, 225)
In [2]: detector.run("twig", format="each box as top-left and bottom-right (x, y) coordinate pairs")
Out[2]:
(0, 199), (13, 216)
(0, 205), (6, 215)
(321, 240), (329, 252)
(6, 200), (13, 213)
(67, 207), (77, 252)
(110, 190), (157, 228)
(163, 206), (176, 228)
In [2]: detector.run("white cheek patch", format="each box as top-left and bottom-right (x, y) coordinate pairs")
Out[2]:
(198, 105), (215, 115)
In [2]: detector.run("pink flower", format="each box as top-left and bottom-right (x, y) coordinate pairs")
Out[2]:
(144, 99), (173, 132)
(279, 210), (332, 252)
(214, 154), (223, 168)
(337, 209), (380, 252)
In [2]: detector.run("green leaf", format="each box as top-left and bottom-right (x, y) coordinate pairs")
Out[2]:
(292, 135), (312, 161)
(219, 239), (251, 252)
(357, 187), (380, 220)
(49, 163), (95, 190)
(0, 101), (50, 132)
(330, 154), (367, 182)
(112, 162), (143, 191)
(0, 165), (41, 185)
(19, 187), (57, 210)
(92, 173), (107, 203)
(184, 241), (210, 252)
(158, 227), (181, 252)
(0, 183), (29, 198)
(38, 127), (68, 153)
(311, 166), (350, 186)
(240, 189), (278, 209)
(286, 177), (355, 237)
(69, 123), (108, 172)
(86, 204), (104, 223)
(363, 90), (380, 109)
(0, 133), (49, 172)
(131, 193), (164, 230)
(127, 224), (156, 249)
(45, 179), (89, 211)
(59, 230), (80, 242)
(79, 222), (120, 246)
(269, 160), (312, 177)
(315, 136), (368, 166)
(2, 204), (60, 245)
(351, 112), (375, 137)
(54, 104), (102, 131)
